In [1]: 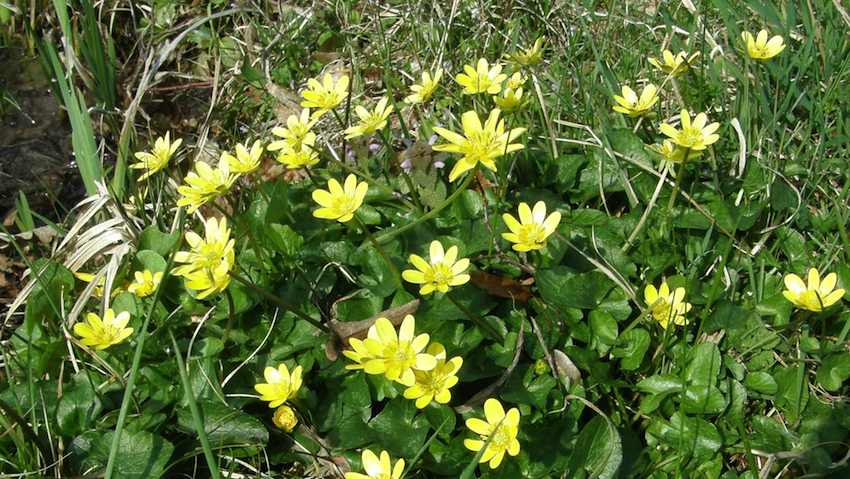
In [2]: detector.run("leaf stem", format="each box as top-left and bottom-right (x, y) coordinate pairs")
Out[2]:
(229, 271), (328, 332)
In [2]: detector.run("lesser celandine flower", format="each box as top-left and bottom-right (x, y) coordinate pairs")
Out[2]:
(130, 132), (181, 181)
(644, 281), (692, 329)
(612, 84), (659, 117)
(405, 68), (443, 104)
(73, 309), (133, 351)
(274, 134), (320, 169)
(505, 72), (526, 90)
(272, 405), (298, 432)
(344, 450), (404, 479)
(742, 30), (786, 60)
(254, 363), (303, 408)
(173, 217), (235, 299)
(782, 268), (845, 312)
(464, 398), (521, 469)
(344, 97), (393, 139)
(650, 139), (694, 165)
(312, 174), (368, 223)
(75, 271), (105, 297)
(403, 343), (462, 409)
(402, 240), (470, 295)
(455, 58), (507, 95)
(176, 159), (237, 213)
(659, 110), (720, 151)
(300, 73), (349, 117)
(508, 36), (545, 66)
(222, 140), (263, 174)
(648, 50), (700, 77)
(502, 201), (561, 252)
(127, 270), (163, 298)
(433, 108), (526, 182)
(493, 87), (526, 113)
(342, 315), (436, 386)
(269, 109), (316, 151)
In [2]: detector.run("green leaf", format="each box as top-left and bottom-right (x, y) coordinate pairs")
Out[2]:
(637, 375), (683, 395)
(647, 412), (721, 461)
(177, 401), (268, 449)
(536, 267), (616, 310)
(56, 372), (102, 436)
(745, 371), (779, 395)
(134, 250), (167, 273)
(567, 415), (622, 479)
(589, 310), (619, 356)
(815, 353), (850, 391)
(775, 365), (809, 423)
(138, 225), (179, 257)
(369, 397), (429, 457)
(267, 223), (304, 259)
(612, 328), (650, 370)
(685, 343), (721, 388)
(71, 429), (174, 479)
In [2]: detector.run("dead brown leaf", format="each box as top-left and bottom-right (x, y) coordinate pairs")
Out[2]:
(470, 270), (533, 303)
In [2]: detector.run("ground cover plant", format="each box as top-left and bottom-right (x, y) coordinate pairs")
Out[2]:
(1, 0), (850, 477)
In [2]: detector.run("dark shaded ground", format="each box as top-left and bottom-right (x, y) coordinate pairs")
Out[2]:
(0, 45), (84, 219)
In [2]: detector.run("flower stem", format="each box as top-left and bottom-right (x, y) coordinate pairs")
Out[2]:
(168, 329), (222, 479)
(665, 149), (690, 214)
(354, 215), (400, 281)
(375, 166), (478, 245)
(446, 291), (503, 342)
(229, 271), (328, 332)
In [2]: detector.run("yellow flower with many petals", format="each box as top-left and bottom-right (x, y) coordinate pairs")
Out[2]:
(312, 174), (368, 223)
(344, 450), (404, 479)
(130, 132), (181, 182)
(75, 271), (105, 297)
(342, 315), (436, 386)
(508, 37), (545, 66)
(648, 50), (700, 77)
(300, 73), (349, 118)
(455, 58), (507, 95)
(269, 109), (316, 151)
(502, 201), (561, 252)
(612, 84), (659, 117)
(433, 109), (526, 182)
(464, 398), (521, 469)
(273, 134), (320, 169)
(272, 405), (298, 432)
(405, 68), (443, 104)
(782, 268), (845, 312)
(493, 87), (526, 113)
(173, 217), (235, 299)
(644, 281), (692, 329)
(402, 240), (470, 295)
(659, 110), (720, 151)
(403, 343), (462, 409)
(344, 97), (393, 140)
(742, 30), (786, 61)
(649, 139), (698, 165)
(127, 270), (163, 298)
(505, 72), (526, 91)
(222, 140), (263, 174)
(254, 363), (303, 408)
(73, 309), (133, 351)
(176, 160), (238, 213)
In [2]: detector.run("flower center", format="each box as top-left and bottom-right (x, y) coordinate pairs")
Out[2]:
(425, 262), (453, 288)
(331, 195), (357, 216)
(490, 425), (512, 450)
(516, 223), (546, 245)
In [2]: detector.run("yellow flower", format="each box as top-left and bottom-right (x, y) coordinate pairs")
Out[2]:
(222, 140), (263, 174)
(782, 268), (845, 312)
(405, 68), (443, 104)
(612, 84), (659, 117)
(502, 201), (561, 252)
(344, 97), (393, 139)
(742, 30), (786, 60)
(75, 271), (105, 297)
(505, 72), (526, 90)
(659, 110), (720, 151)
(403, 343), (463, 409)
(173, 217), (235, 299)
(272, 405), (298, 432)
(508, 36), (544, 66)
(300, 73), (349, 118)
(344, 450), (404, 479)
(464, 398), (521, 469)
(176, 160), (238, 213)
(402, 240), (470, 295)
(254, 363), (303, 408)
(269, 109), (316, 151)
(648, 50), (700, 77)
(130, 132), (182, 182)
(273, 133), (320, 169)
(312, 174), (368, 223)
(127, 270), (163, 298)
(433, 109), (526, 182)
(73, 309), (133, 351)
(455, 58), (507, 95)
(644, 281), (692, 329)
(342, 315), (436, 386)
(493, 87), (526, 113)
(649, 139), (696, 165)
